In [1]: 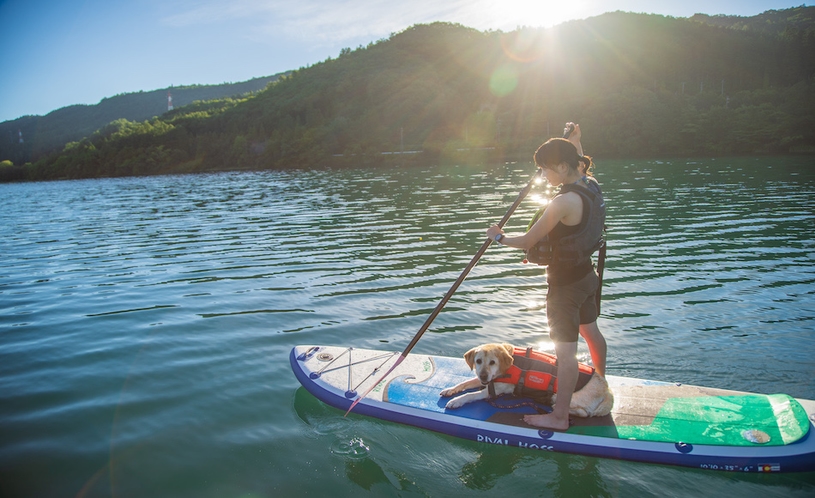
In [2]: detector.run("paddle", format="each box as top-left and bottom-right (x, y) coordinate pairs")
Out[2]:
(596, 240), (606, 312)
(344, 125), (576, 416)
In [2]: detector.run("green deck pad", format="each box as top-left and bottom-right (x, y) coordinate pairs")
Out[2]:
(571, 394), (810, 446)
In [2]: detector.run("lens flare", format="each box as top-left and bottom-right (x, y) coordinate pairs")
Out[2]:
(500, 29), (544, 63)
(489, 65), (519, 97)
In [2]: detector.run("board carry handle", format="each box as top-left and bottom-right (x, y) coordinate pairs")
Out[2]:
(345, 125), (575, 416)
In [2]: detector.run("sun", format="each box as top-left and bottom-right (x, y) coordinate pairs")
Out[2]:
(481, 0), (586, 30)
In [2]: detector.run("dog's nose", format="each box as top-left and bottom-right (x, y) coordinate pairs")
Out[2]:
(479, 373), (489, 383)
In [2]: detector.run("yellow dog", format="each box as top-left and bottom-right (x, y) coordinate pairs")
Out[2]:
(440, 343), (613, 417)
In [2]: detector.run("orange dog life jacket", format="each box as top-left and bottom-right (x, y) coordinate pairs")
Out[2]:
(489, 347), (595, 398)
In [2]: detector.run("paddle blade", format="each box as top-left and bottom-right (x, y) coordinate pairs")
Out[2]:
(344, 355), (406, 416)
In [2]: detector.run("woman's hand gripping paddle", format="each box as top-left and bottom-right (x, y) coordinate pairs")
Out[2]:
(344, 125), (575, 416)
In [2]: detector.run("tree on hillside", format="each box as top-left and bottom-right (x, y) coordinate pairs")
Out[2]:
(14, 8), (815, 182)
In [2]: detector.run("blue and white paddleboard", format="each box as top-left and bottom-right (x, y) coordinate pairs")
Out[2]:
(291, 345), (815, 473)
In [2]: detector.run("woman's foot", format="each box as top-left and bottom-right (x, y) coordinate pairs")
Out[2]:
(523, 413), (570, 431)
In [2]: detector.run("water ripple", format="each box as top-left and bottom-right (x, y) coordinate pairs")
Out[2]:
(1, 160), (814, 496)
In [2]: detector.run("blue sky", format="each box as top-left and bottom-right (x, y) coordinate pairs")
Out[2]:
(0, 0), (807, 122)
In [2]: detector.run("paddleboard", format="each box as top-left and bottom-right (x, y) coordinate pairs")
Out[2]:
(290, 345), (815, 473)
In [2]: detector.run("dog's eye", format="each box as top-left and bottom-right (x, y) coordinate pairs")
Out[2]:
(489, 360), (496, 365)
(475, 359), (482, 365)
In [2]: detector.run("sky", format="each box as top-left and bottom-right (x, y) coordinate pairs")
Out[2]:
(0, 0), (808, 123)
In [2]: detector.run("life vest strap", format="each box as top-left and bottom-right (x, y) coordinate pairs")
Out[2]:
(513, 347), (533, 396)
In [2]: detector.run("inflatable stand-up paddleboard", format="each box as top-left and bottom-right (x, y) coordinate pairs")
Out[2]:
(291, 345), (815, 472)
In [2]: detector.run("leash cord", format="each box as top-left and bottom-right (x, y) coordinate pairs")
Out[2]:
(487, 394), (553, 414)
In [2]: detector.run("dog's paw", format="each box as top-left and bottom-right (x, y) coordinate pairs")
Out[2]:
(445, 397), (465, 409)
(439, 388), (458, 397)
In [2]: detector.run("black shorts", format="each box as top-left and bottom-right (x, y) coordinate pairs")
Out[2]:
(546, 269), (599, 343)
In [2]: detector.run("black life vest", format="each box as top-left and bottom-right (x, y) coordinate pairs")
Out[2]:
(488, 347), (595, 398)
(525, 177), (605, 267)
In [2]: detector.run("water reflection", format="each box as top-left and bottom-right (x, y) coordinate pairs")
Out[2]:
(456, 442), (611, 496)
(1, 158), (814, 497)
(295, 385), (613, 496)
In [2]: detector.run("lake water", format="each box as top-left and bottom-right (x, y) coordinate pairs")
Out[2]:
(1, 157), (814, 497)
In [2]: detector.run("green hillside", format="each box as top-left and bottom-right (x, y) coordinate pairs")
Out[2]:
(691, 6), (815, 36)
(0, 75), (285, 165)
(5, 7), (814, 182)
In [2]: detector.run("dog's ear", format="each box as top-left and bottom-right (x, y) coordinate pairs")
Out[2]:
(463, 347), (478, 370)
(498, 344), (514, 373)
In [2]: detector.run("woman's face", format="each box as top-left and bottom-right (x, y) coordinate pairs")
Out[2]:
(543, 162), (567, 186)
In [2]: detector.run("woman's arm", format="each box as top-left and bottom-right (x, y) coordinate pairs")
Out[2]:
(565, 122), (584, 157)
(486, 193), (581, 251)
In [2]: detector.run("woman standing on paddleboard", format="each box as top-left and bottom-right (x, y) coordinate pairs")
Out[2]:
(486, 123), (608, 431)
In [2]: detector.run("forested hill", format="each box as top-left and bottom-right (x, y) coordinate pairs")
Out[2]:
(691, 6), (815, 35)
(0, 74), (285, 164)
(5, 7), (815, 182)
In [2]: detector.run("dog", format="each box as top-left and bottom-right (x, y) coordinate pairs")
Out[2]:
(439, 343), (613, 418)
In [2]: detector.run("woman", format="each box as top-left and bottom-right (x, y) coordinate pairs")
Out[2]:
(486, 123), (607, 431)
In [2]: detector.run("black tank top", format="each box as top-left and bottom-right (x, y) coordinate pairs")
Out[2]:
(545, 198), (594, 286)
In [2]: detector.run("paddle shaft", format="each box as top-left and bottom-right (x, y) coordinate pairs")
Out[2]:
(596, 241), (606, 312)
(399, 169), (542, 356)
(399, 124), (575, 355)
(344, 169), (542, 416)
(345, 126), (574, 416)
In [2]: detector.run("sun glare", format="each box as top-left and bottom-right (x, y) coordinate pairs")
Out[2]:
(529, 194), (550, 206)
(536, 340), (555, 353)
(483, 0), (586, 30)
